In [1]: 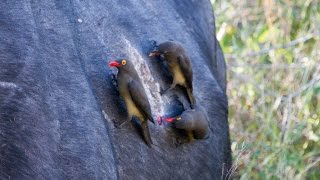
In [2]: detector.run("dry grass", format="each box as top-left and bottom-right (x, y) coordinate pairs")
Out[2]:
(212, 0), (320, 179)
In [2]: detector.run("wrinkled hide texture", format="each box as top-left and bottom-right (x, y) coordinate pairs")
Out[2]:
(0, 0), (231, 179)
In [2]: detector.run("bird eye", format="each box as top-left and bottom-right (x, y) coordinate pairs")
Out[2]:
(121, 60), (126, 65)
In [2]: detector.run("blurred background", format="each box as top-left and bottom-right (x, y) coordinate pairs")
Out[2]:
(211, 0), (319, 179)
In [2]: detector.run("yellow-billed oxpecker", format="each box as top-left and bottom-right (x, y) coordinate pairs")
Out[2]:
(109, 59), (154, 146)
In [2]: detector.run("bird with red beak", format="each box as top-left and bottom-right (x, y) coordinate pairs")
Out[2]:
(108, 59), (154, 146)
(158, 105), (210, 141)
(149, 41), (196, 108)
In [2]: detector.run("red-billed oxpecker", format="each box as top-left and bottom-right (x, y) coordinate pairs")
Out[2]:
(158, 105), (210, 140)
(109, 59), (154, 146)
(149, 41), (196, 108)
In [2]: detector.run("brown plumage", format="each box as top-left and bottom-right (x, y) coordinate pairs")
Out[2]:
(149, 41), (196, 107)
(109, 59), (154, 146)
(161, 104), (210, 140)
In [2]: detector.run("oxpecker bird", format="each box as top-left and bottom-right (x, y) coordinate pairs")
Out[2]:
(158, 104), (210, 140)
(109, 59), (154, 146)
(149, 41), (196, 107)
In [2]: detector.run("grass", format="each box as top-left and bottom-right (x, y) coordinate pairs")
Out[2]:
(211, 0), (320, 179)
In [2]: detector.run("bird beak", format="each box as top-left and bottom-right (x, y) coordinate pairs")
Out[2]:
(163, 117), (175, 123)
(149, 51), (161, 57)
(108, 60), (121, 67)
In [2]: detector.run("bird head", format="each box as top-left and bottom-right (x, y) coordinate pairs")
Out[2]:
(149, 41), (183, 60)
(108, 59), (129, 69)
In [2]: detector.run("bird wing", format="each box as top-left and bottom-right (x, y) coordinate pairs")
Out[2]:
(128, 80), (154, 123)
(178, 55), (193, 88)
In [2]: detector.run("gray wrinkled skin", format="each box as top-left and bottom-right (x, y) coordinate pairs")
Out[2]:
(0, 0), (231, 179)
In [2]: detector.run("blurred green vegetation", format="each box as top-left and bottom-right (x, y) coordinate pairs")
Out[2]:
(212, 0), (320, 179)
